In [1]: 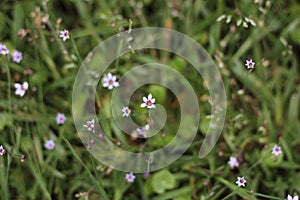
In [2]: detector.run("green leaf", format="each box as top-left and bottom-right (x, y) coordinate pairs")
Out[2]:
(151, 170), (176, 194)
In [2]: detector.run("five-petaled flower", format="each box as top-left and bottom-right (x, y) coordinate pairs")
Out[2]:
(122, 106), (131, 117)
(14, 81), (28, 97)
(125, 172), (135, 183)
(83, 119), (95, 133)
(44, 140), (55, 150)
(140, 93), (156, 109)
(287, 195), (299, 200)
(236, 177), (246, 187)
(245, 59), (255, 69)
(0, 145), (5, 156)
(272, 144), (282, 156)
(228, 156), (239, 169)
(137, 124), (150, 138)
(102, 73), (119, 90)
(12, 50), (23, 63)
(59, 29), (70, 41)
(56, 113), (66, 125)
(0, 43), (9, 55)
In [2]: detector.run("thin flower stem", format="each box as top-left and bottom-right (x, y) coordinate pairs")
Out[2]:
(41, 2), (71, 62)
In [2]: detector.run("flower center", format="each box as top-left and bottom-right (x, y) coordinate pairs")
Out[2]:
(240, 179), (244, 183)
(108, 80), (113, 85)
(147, 101), (152, 106)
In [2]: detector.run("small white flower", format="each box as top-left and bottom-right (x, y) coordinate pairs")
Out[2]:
(56, 113), (66, 125)
(59, 29), (70, 41)
(83, 119), (95, 133)
(228, 156), (239, 169)
(125, 172), (135, 183)
(245, 59), (255, 69)
(272, 144), (282, 156)
(122, 106), (131, 117)
(140, 93), (156, 109)
(287, 195), (299, 200)
(44, 140), (55, 150)
(136, 124), (150, 138)
(102, 73), (119, 90)
(0, 43), (9, 55)
(14, 81), (28, 97)
(12, 50), (22, 63)
(0, 145), (5, 156)
(236, 177), (246, 187)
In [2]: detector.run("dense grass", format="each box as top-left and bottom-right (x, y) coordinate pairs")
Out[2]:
(0, 0), (299, 199)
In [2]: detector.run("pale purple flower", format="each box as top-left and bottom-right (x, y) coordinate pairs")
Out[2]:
(228, 156), (239, 169)
(44, 140), (55, 150)
(245, 59), (255, 69)
(14, 81), (28, 97)
(236, 177), (246, 187)
(12, 50), (22, 63)
(125, 172), (135, 183)
(137, 124), (150, 138)
(272, 144), (282, 156)
(83, 119), (95, 133)
(0, 145), (5, 156)
(0, 43), (9, 55)
(287, 195), (299, 200)
(140, 93), (156, 109)
(56, 113), (66, 125)
(122, 106), (131, 117)
(59, 29), (70, 41)
(102, 73), (119, 90)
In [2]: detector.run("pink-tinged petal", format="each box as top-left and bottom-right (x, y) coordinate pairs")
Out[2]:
(151, 98), (155, 103)
(151, 104), (156, 108)
(140, 103), (147, 107)
(19, 90), (25, 97)
(287, 195), (292, 200)
(143, 97), (148, 102)
(107, 73), (112, 78)
(148, 93), (152, 99)
(108, 85), (113, 90)
(14, 83), (21, 89)
(103, 77), (109, 82)
(23, 82), (28, 90)
(103, 82), (109, 87)
(112, 76), (116, 81)
(113, 82), (119, 87)
(15, 89), (21, 95)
